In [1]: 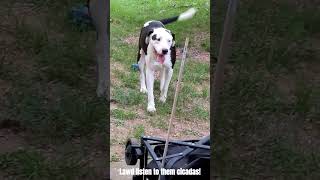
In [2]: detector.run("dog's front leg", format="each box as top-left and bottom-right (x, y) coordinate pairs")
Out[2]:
(138, 52), (147, 93)
(146, 65), (156, 112)
(160, 67), (173, 103)
(160, 67), (166, 92)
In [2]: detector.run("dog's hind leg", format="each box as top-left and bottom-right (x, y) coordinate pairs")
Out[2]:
(138, 50), (147, 93)
(160, 67), (173, 103)
(146, 63), (156, 112)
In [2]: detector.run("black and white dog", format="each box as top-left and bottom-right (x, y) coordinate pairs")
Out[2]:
(137, 8), (196, 112)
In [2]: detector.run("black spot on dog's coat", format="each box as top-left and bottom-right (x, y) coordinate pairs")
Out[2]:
(152, 34), (157, 40)
(148, 30), (154, 36)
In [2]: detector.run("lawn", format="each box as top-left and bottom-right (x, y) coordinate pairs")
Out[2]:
(213, 1), (320, 179)
(0, 0), (107, 179)
(110, 0), (210, 162)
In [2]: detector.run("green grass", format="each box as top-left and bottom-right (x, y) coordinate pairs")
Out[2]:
(133, 125), (145, 139)
(149, 117), (168, 131)
(110, 0), (210, 120)
(110, 154), (121, 162)
(111, 109), (136, 120)
(0, 0), (106, 178)
(111, 109), (136, 126)
(213, 0), (320, 179)
(112, 87), (145, 106)
(182, 129), (199, 136)
(110, 1), (210, 164)
(192, 106), (209, 120)
(0, 149), (98, 180)
(6, 84), (106, 142)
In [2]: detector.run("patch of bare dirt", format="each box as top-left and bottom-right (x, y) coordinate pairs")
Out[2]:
(111, 60), (127, 88)
(123, 35), (139, 45)
(0, 79), (11, 102)
(300, 61), (320, 84)
(276, 75), (296, 103)
(176, 47), (209, 63)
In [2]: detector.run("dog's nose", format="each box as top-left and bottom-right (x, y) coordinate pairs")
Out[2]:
(162, 49), (168, 55)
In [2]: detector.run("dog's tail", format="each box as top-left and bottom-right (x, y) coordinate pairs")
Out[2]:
(159, 8), (197, 25)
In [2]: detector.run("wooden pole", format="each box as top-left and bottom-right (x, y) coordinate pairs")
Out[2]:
(159, 38), (189, 180)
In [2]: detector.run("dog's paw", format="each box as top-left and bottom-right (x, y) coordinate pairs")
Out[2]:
(140, 87), (148, 94)
(159, 96), (167, 103)
(147, 105), (156, 113)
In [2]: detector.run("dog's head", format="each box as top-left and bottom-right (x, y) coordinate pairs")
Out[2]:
(146, 28), (175, 63)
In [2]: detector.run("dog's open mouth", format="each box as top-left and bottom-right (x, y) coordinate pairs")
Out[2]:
(154, 49), (165, 64)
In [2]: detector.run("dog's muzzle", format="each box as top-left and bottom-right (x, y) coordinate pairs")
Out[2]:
(154, 49), (165, 64)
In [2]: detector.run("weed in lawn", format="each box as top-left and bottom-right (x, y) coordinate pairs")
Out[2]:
(118, 71), (139, 89)
(201, 87), (209, 99)
(154, 101), (172, 117)
(110, 138), (118, 146)
(112, 87), (145, 106)
(183, 62), (209, 84)
(149, 117), (168, 131)
(110, 154), (121, 162)
(111, 109), (136, 120)
(111, 109), (136, 127)
(179, 85), (198, 100)
(192, 106), (209, 121)
(133, 125), (145, 140)
(182, 129), (199, 137)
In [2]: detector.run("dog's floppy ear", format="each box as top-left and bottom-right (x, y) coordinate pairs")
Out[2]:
(170, 44), (176, 68)
(145, 30), (154, 44)
(171, 33), (176, 47)
(170, 32), (176, 68)
(148, 30), (154, 36)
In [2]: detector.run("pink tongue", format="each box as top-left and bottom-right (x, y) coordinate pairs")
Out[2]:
(157, 55), (165, 64)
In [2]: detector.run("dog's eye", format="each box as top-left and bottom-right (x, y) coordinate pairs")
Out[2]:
(168, 40), (171, 43)
(157, 38), (161, 41)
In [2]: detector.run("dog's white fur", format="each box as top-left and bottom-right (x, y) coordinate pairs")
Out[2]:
(139, 28), (174, 112)
(178, 8), (197, 21)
